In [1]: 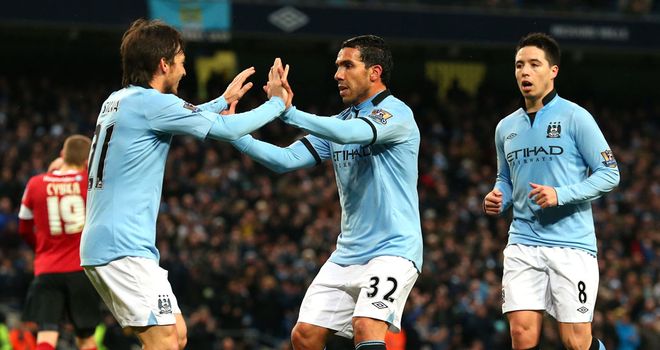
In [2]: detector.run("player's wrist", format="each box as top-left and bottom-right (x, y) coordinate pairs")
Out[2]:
(280, 106), (297, 122)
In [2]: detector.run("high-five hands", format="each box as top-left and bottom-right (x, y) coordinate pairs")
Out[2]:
(264, 58), (289, 105)
(263, 58), (293, 109)
(222, 67), (256, 104)
(221, 58), (292, 116)
(281, 63), (293, 109)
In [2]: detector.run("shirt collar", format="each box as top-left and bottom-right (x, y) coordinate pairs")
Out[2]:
(354, 89), (391, 111)
(521, 89), (557, 112)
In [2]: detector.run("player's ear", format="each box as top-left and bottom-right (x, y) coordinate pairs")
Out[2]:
(158, 57), (169, 73)
(369, 65), (382, 82)
(551, 64), (559, 79)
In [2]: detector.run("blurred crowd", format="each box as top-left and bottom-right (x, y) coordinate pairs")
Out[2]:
(0, 73), (657, 350)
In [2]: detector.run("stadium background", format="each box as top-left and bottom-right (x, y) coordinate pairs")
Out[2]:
(0, 0), (657, 349)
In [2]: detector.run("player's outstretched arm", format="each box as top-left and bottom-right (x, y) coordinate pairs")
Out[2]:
(231, 135), (317, 173)
(48, 157), (64, 172)
(265, 82), (373, 145)
(206, 97), (285, 141)
(266, 59), (376, 145)
(280, 108), (375, 145)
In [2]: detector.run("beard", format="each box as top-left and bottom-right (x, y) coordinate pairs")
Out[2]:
(162, 75), (180, 95)
(341, 88), (369, 106)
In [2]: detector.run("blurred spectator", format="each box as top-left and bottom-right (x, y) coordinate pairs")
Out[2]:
(614, 308), (641, 350)
(0, 313), (10, 350)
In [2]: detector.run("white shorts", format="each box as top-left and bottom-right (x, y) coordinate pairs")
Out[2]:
(298, 256), (418, 338)
(84, 256), (181, 328)
(502, 244), (599, 323)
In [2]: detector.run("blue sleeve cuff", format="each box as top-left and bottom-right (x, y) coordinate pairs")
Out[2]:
(269, 96), (285, 110)
(199, 96), (228, 113)
(281, 105), (297, 122)
(554, 186), (566, 206)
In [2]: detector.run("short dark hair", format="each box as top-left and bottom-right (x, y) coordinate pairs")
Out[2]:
(63, 134), (92, 167)
(120, 19), (184, 88)
(341, 35), (393, 85)
(516, 32), (561, 67)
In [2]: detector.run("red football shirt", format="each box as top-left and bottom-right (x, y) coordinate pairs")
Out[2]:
(18, 170), (88, 275)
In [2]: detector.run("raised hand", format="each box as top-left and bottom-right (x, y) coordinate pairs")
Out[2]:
(222, 67), (256, 104)
(48, 157), (64, 172)
(265, 58), (288, 103)
(281, 63), (293, 109)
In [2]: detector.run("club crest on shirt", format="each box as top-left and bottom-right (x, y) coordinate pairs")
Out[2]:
(546, 122), (561, 138)
(158, 294), (173, 314)
(600, 149), (617, 168)
(368, 109), (393, 125)
(183, 102), (201, 113)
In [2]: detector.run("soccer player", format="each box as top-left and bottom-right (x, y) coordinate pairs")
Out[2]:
(79, 19), (288, 350)
(232, 35), (421, 350)
(483, 33), (620, 350)
(18, 135), (100, 350)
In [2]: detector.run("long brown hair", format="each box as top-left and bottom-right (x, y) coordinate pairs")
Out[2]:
(120, 19), (184, 88)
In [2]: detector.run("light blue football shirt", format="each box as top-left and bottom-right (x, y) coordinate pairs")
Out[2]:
(233, 90), (423, 270)
(81, 86), (284, 266)
(493, 91), (620, 255)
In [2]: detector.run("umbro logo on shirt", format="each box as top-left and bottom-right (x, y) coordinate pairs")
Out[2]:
(506, 133), (517, 141)
(577, 306), (589, 314)
(372, 301), (389, 309)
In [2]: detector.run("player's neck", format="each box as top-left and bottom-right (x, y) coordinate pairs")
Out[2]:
(355, 84), (387, 106)
(524, 98), (543, 113)
(369, 83), (386, 99)
(524, 87), (554, 113)
(58, 164), (84, 173)
(149, 77), (166, 94)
